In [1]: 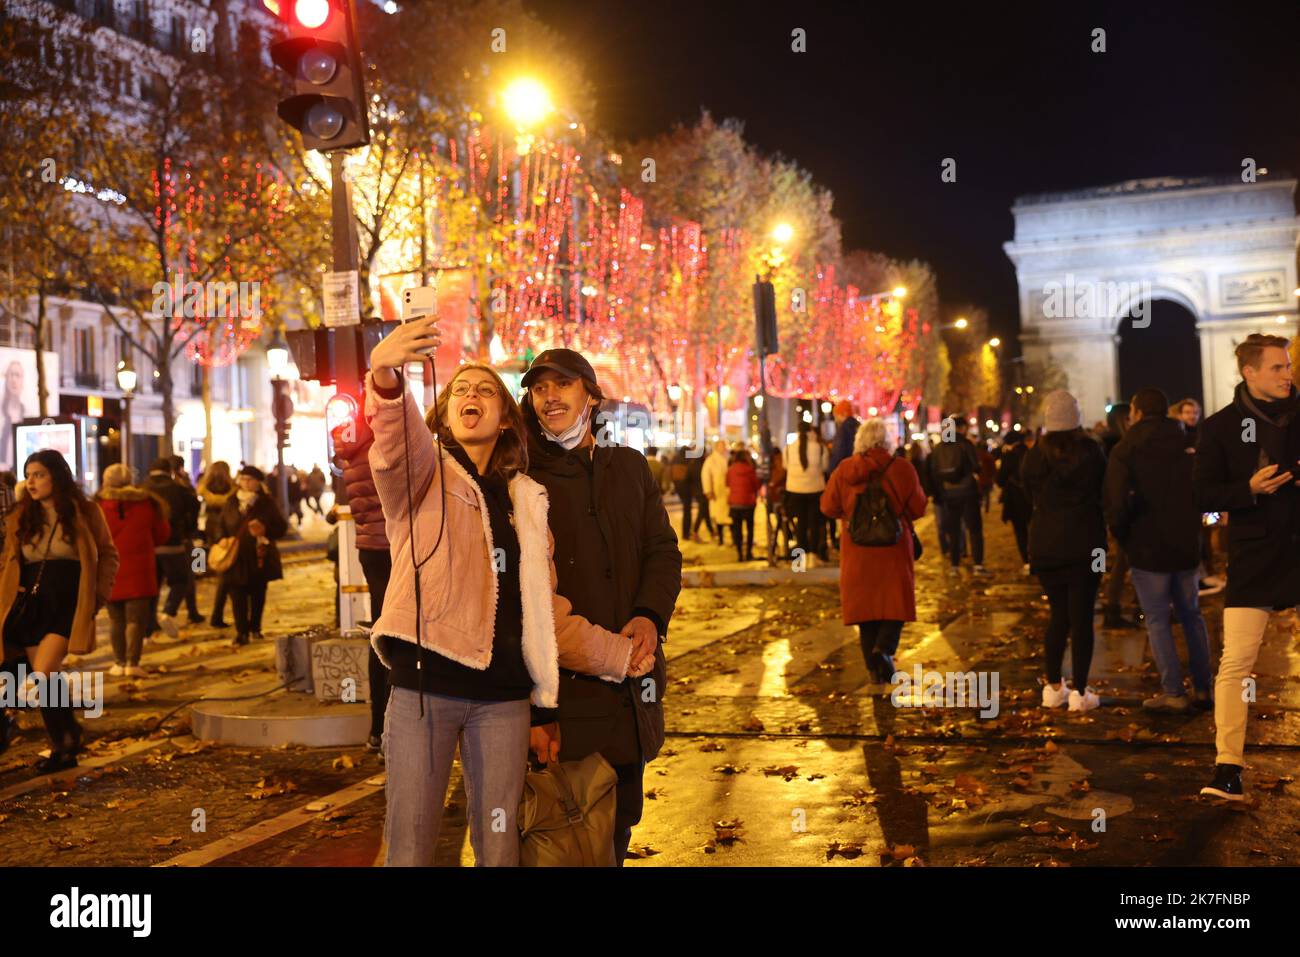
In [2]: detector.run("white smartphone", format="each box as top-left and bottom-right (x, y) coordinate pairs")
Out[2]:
(401, 286), (437, 322)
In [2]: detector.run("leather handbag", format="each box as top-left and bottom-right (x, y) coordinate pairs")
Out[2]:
(208, 516), (250, 574)
(518, 751), (618, 867)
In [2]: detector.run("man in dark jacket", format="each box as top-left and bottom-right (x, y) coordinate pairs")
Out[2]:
(521, 348), (682, 864)
(332, 406), (392, 752)
(1104, 388), (1212, 712)
(996, 431), (1032, 572)
(146, 457), (201, 636)
(1193, 334), (1300, 801)
(828, 400), (860, 475)
(928, 417), (985, 573)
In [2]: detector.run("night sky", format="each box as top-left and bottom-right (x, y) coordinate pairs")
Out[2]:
(525, 0), (1300, 346)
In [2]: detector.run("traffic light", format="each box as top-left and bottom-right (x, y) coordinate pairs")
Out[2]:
(268, 0), (370, 152)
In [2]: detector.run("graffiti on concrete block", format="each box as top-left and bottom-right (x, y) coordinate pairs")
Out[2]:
(311, 641), (371, 703)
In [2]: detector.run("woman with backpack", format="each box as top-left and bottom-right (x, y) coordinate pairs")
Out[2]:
(821, 419), (927, 684)
(365, 317), (645, 867)
(1021, 390), (1108, 712)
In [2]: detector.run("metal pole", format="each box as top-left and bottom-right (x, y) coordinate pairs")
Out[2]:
(122, 394), (131, 471)
(273, 378), (289, 512)
(330, 152), (363, 399)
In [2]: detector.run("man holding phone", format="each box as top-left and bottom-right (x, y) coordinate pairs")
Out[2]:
(1193, 334), (1300, 800)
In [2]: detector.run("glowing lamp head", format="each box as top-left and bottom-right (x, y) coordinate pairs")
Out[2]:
(891, 286), (907, 298)
(502, 78), (553, 130)
(988, 337), (1001, 348)
(667, 383), (683, 403)
(954, 317), (968, 330)
(294, 0), (330, 29)
(771, 222), (794, 245)
(116, 360), (137, 394)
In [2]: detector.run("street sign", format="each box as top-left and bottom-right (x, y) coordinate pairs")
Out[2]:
(322, 270), (361, 327)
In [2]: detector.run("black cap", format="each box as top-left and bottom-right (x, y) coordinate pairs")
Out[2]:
(521, 348), (598, 390)
(238, 465), (265, 482)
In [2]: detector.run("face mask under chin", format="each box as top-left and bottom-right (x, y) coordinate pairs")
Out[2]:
(540, 400), (592, 450)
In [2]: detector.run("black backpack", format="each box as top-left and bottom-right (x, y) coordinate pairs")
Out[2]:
(932, 439), (971, 485)
(848, 463), (902, 547)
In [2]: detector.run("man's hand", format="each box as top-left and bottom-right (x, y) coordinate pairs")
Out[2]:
(621, 616), (659, 671)
(530, 722), (560, 765)
(248, 518), (267, 537)
(1249, 463), (1293, 496)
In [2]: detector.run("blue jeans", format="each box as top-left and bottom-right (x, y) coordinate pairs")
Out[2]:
(1130, 567), (1212, 696)
(383, 687), (529, 866)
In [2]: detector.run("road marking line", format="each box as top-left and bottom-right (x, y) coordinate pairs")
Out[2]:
(156, 774), (387, 867)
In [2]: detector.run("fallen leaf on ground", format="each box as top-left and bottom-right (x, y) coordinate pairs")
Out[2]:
(761, 765), (801, 782)
(826, 841), (864, 861)
(151, 836), (182, 847)
(699, 742), (726, 752)
(742, 715), (765, 732)
(332, 754), (355, 770)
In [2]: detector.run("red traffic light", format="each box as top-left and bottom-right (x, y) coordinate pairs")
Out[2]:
(326, 393), (359, 433)
(295, 0), (331, 29)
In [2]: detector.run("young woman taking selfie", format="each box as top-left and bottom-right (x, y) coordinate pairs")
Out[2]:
(365, 314), (649, 866)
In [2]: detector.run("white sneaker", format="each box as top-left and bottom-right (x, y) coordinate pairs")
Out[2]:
(974, 564), (987, 575)
(108, 663), (126, 677)
(159, 616), (180, 638)
(125, 664), (150, 678)
(1041, 681), (1070, 708)
(1068, 688), (1101, 712)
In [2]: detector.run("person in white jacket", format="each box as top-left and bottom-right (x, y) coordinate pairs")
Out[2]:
(784, 420), (829, 560)
(700, 440), (732, 546)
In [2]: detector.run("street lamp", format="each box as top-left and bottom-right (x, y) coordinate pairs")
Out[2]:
(988, 337), (1001, 348)
(502, 77), (552, 155)
(267, 330), (294, 514)
(116, 358), (137, 470)
(954, 317), (968, 330)
(772, 222), (794, 245)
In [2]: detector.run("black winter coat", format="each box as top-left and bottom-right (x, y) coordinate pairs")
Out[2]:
(1104, 415), (1200, 572)
(145, 472), (199, 548)
(523, 410), (683, 764)
(996, 443), (1031, 524)
(218, 491), (289, 586)
(1193, 382), (1300, 608)
(1021, 433), (1107, 575)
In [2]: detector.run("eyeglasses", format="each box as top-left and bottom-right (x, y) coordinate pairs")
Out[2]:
(450, 380), (499, 399)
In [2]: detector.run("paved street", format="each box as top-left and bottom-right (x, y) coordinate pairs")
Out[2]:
(2, 505), (1298, 866)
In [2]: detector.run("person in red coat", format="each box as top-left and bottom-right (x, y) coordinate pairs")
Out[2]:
(329, 402), (392, 752)
(96, 463), (170, 677)
(821, 418), (927, 684)
(726, 447), (762, 562)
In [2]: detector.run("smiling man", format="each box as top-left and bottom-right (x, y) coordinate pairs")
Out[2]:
(520, 348), (682, 864)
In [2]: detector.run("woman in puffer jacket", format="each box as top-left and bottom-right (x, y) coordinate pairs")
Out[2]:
(96, 464), (170, 676)
(366, 317), (641, 867)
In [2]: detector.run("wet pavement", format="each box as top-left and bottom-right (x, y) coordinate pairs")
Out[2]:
(2, 501), (1298, 866)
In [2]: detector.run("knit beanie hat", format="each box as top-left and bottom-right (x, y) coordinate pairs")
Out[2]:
(1042, 389), (1082, 432)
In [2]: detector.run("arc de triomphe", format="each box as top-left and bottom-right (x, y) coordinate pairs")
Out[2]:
(1004, 176), (1300, 423)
